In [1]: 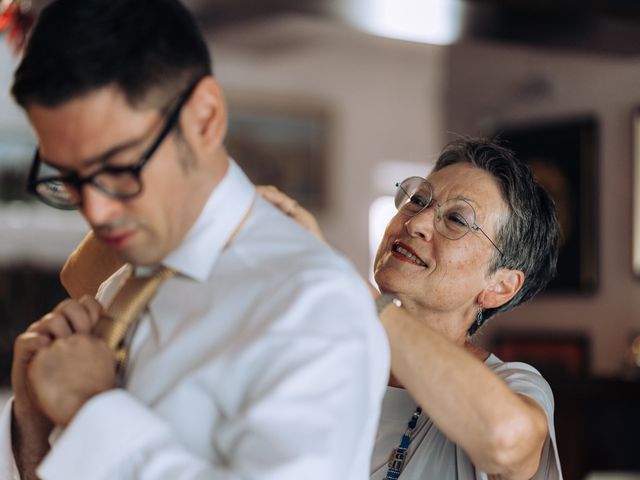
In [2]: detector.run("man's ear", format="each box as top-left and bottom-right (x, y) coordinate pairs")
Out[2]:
(182, 76), (227, 155)
(478, 268), (524, 309)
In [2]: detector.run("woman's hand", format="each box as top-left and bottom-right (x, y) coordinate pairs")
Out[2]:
(257, 186), (325, 242)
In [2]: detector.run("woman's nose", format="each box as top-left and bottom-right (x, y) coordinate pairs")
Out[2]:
(404, 206), (436, 241)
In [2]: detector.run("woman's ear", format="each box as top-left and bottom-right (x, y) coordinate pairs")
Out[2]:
(182, 76), (227, 155)
(478, 268), (524, 309)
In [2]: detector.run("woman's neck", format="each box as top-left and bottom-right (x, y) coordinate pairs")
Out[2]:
(400, 298), (470, 346)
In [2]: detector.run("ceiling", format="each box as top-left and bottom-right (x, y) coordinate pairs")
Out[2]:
(183, 0), (640, 55)
(10, 0), (640, 55)
(465, 0), (640, 55)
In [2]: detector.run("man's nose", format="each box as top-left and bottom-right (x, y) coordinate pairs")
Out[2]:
(80, 184), (123, 227)
(404, 206), (436, 241)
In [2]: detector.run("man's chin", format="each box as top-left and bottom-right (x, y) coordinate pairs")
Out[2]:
(122, 255), (162, 267)
(113, 246), (162, 267)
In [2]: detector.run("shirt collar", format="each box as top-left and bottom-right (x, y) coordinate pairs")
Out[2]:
(160, 159), (255, 282)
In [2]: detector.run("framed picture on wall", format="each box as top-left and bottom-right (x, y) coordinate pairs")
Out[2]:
(225, 93), (330, 212)
(493, 332), (590, 378)
(495, 117), (599, 293)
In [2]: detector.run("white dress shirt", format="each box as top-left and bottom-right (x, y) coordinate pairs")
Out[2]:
(0, 160), (390, 480)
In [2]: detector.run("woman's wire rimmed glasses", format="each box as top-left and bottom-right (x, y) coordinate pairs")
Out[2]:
(394, 176), (504, 256)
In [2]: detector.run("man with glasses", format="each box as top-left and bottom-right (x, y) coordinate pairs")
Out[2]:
(0, 1), (388, 479)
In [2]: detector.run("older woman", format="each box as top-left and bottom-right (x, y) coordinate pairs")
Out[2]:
(261, 137), (562, 480)
(61, 138), (562, 479)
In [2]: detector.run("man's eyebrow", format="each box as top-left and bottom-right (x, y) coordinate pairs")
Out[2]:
(42, 136), (147, 172)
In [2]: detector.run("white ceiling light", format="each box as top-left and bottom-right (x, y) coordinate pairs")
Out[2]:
(332, 0), (465, 45)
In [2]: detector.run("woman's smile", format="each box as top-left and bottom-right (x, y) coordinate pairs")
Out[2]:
(391, 241), (428, 268)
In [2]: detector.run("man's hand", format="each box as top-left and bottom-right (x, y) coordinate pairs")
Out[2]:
(11, 295), (105, 478)
(12, 296), (104, 420)
(28, 333), (116, 426)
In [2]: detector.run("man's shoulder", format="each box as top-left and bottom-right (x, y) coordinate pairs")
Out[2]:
(234, 197), (357, 281)
(218, 199), (379, 335)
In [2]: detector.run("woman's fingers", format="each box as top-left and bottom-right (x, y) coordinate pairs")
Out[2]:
(257, 185), (326, 242)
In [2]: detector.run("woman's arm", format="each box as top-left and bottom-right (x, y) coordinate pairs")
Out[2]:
(380, 304), (548, 479)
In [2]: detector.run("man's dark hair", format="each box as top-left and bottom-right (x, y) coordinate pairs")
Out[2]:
(12, 0), (212, 109)
(433, 137), (560, 330)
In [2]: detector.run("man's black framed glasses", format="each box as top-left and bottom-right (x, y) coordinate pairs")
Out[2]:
(26, 79), (201, 210)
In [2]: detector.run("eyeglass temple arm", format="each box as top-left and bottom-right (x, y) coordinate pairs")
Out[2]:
(474, 225), (504, 256)
(396, 182), (411, 199)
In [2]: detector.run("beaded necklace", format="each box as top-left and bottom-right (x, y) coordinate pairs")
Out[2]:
(385, 406), (422, 479)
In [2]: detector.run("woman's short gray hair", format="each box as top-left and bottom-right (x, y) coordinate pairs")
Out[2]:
(433, 137), (561, 323)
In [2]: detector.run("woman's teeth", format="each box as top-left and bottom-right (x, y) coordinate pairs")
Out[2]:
(393, 244), (427, 267)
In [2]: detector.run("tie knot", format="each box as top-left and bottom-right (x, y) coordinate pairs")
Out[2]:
(94, 265), (176, 351)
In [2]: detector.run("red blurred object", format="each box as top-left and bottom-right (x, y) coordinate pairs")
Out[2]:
(0, 0), (35, 53)
(0, 2), (18, 30)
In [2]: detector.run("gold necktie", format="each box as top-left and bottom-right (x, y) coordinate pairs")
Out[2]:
(94, 266), (176, 376)
(92, 193), (256, 379)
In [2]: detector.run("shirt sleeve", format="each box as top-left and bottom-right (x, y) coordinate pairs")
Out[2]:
(0, 399), (21, 480)
(37, 271), (389, 480)
(491, 361), (563, 480)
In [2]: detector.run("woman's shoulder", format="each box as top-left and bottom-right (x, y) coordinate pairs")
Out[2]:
(485, 353), (556, 415)
(485, 353), (544, 378)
